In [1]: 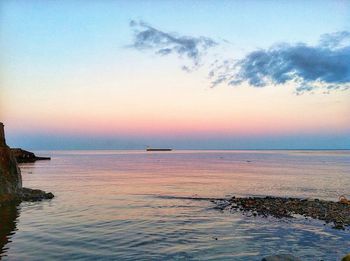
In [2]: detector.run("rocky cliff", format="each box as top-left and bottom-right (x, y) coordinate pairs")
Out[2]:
(0, 122), (53, 205)
(0, 123), (22, 202)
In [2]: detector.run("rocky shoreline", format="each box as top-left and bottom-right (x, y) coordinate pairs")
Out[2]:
(0, 122), (54, 206)
(212, 196), (350, 230)
(11, 148), (51, 163)
(0, 187), (54, 207)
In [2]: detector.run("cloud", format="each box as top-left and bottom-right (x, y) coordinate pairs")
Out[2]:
(319, 31), (350, 49)
(210, 31), (350, 94)
(129, 20), (217, 69)
(129, 21), (349, 94)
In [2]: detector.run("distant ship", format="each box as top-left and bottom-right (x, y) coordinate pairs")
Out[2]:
(146, 146), (172, 151)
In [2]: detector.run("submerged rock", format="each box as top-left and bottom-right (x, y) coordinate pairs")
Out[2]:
(19, 188), (54, 202)
(342, 254), (350, 261)
(261, 254), (301, 261)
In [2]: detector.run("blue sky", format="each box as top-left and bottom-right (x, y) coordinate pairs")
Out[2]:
(1, 0), (349, 149)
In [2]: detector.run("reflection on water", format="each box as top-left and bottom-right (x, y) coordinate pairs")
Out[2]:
(0, 204), (19, 258)
(0, 150), (349, 260)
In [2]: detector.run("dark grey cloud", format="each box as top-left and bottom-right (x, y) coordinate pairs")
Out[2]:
(129, 20), (217, 69)
(210, 31), (350, 94)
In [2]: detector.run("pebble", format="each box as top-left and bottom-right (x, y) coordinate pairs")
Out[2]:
(213, 195), (350, 229)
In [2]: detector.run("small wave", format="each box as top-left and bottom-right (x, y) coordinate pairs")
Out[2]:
(151, 195), (225, 201)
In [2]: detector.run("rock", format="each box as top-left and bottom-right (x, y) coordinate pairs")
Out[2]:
(333, 222), (345, 230)
(213, 194), (350, 229)
(20, 188), (54, 201)
(0, 122), (53, 205)
(342, 254), (350, 261)
(0, 123), (22, 202)
(11, 148), (51, 163)
(261, 254), (301, 261)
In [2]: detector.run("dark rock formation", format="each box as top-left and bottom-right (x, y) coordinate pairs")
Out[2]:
(212, 196), (350, 230)
(342, 254), (350, 261)
(0, 122), (53, 206)
(261, 254), (301, 261)
(20, 187), (54, 201)
(11, 148), (50, 163)
(0, 123), (22, 202)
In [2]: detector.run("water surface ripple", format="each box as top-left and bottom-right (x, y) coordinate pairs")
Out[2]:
(1, 150), (349, 260)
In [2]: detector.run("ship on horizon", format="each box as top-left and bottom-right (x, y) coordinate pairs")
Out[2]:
(146, 146), (172, 152)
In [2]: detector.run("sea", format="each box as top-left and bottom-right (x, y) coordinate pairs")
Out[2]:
(0, 150), (349, 260)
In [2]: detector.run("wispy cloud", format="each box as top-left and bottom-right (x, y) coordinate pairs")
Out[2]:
(129, 21), (350, 94)
(319, 31), (350, 49)
(209, 31), (350, 94)
(129, 20), (217, 70)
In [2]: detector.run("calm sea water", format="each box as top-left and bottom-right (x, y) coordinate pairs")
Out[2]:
(1, 150), (349, 260)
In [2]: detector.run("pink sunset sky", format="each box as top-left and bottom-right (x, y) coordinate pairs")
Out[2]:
(1, 1), (349, 149)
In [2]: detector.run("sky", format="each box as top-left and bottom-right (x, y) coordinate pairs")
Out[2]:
(1, 0), (349, 149)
